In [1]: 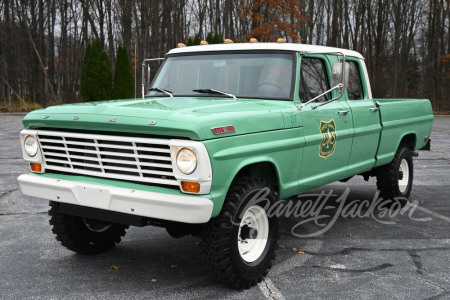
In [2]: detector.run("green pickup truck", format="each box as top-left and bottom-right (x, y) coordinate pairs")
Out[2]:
(18, 43), (433, 289)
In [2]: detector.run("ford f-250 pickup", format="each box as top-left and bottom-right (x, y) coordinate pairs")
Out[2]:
(18, 42), (433, 289)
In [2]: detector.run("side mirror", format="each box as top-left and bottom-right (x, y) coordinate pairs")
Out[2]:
(141, 58), (165, 98)
(331, 61), (349, 94)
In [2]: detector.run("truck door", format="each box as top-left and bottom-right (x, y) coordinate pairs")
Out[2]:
(298, 56), (354, 190)
(344, 59), (381, 176)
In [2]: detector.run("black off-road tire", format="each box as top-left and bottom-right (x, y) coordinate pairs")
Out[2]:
(376, 143), (414, 206)
(49, 202), (128, 255)
(199, 177), (279, 289)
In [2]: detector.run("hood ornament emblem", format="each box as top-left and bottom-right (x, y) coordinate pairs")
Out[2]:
(148, 120), (157, 125)
(108, 117), (116, 122)
(43, 114), (50, 119)
(73, 115), (79, 120)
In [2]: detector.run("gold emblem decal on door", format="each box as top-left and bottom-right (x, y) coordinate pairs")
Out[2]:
(319, 119), (337, 159)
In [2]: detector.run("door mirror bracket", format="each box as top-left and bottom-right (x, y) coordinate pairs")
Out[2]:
(297, 52), (349, 111)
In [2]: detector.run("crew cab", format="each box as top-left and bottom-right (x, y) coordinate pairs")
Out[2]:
(18, 42), (433, 289)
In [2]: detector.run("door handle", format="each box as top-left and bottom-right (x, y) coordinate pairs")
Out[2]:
(369, 107), (380, 112)
(337, 110), (349, 115)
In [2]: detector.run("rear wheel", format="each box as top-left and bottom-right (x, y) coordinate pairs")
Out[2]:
(49, 202), (128, 255)
(199, 177), (278, 289)
(376, 144), (414, 206)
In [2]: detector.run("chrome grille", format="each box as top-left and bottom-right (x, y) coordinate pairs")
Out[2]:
(37, 131), (177, 186)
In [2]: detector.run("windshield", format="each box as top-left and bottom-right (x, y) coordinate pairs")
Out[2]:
(147, 52), (295, 100)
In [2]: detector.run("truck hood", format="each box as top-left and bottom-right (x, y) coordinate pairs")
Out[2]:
(23, 97), (296, 140)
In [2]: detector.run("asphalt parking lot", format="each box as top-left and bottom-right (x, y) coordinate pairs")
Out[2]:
(0, 114), (449, 300)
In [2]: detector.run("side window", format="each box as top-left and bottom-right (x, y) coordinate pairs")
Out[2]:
(299, 58), (329, 103)
(347, 61), (364, 100)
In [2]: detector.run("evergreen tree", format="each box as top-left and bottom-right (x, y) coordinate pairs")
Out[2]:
(187, 37), (194, 46)
(193, 34), (201, 45)
(80, 40), (112, 101)
(213, 32), (224, 44)
(206, 32), (214, 44)
(112, 45), (134, 99)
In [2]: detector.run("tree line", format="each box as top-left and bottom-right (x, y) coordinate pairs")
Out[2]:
(0, 0), (449, 111)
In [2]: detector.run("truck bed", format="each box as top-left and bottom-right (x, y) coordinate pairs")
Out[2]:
(374, 98), (433, 167)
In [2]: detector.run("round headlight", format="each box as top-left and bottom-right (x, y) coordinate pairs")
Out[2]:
(24, 135), (38, 157)
(176, 148), (197, 175)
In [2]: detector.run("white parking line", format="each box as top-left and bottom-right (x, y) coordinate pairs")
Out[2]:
(259, 240), (323, 299)
(414, 203), (450, 223)
(258, 277), (286, 300)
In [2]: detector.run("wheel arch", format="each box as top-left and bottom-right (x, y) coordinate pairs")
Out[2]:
(399, 133), (416, 150)
(210, 158), (282, 217)
(375, 131), (417, 168)
(234, 161), (280, 193)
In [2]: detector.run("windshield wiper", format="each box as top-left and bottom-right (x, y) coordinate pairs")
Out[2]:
(193, 89), (236, 100)
(146, 87), (173, 97)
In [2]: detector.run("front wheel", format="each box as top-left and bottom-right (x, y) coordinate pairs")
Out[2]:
(376, 143), (414, 203)
(199, 177), (279, 289)
(48, 202), (128, 255)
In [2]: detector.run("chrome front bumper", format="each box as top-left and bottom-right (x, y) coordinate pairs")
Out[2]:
(18, 174), (213, 224)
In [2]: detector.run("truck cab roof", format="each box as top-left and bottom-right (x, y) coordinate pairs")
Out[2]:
(168, 42), (364, 59)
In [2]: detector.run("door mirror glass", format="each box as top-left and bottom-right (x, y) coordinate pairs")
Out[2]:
(331, 61), (349, 94)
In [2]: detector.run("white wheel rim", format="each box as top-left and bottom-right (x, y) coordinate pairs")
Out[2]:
(238, 205), (269, 263)
(398, 159), (409, 193)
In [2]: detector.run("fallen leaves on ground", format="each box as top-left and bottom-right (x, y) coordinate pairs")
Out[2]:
(151, 279), (157, 282)
(323, 256), (330, 260)
(111, 265), (120, 270)
(292, 248), (298, 252)
(170, 264), (177, 269)
(298, 250), (305, 254)
(345, 233), (352, 237)
(111, 276), (120, 280)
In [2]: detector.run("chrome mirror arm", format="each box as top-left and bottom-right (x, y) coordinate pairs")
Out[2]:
(311, 87), (345, 109)
(297, 83), (343, 111)
(141, 58), (165, 98)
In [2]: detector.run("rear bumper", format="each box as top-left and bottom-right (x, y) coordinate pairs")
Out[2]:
(18, 174), (213, 224)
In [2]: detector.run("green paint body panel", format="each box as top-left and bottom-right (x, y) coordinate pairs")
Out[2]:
(374, 98), (433, 167)
(23, 97), (289, 141)
(21, 49), (434, 221)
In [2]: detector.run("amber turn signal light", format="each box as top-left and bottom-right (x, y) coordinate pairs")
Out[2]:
(181, 181), (200, 193)
(30, 163), (42, 173)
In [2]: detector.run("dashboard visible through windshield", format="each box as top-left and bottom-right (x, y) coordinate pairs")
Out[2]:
(147, 52), (295, 100)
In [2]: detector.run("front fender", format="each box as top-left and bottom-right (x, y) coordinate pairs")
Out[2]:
(203, 128), (304, 217)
